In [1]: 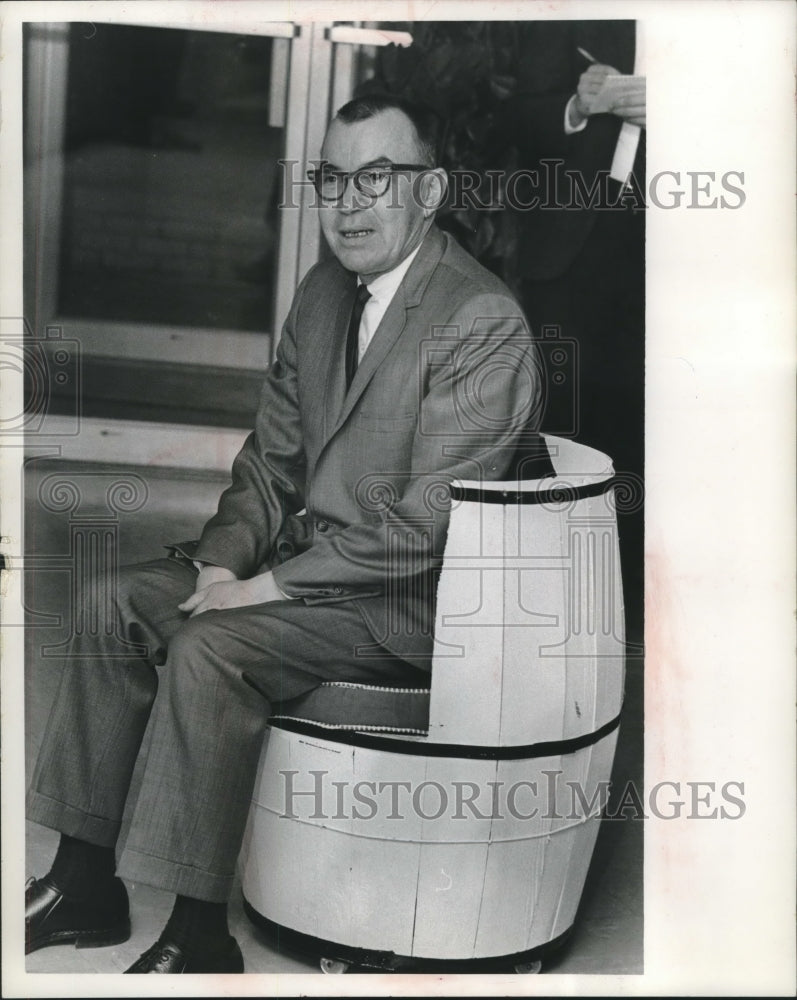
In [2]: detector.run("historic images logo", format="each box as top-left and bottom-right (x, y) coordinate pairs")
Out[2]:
(280, 770), (746, 822)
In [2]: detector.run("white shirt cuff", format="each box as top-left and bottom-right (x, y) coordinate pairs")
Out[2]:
(564, 94), (589, 134)
(274, 580), (298, 600)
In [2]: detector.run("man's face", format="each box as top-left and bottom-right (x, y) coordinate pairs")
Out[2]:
(318, 109), (432, 283)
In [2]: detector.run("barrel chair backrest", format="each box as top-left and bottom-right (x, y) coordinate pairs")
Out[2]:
(428, 433), (625, 745)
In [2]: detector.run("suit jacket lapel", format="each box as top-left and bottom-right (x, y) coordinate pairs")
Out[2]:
(319, 275), (358, 443)
(330, 226), (446, 435)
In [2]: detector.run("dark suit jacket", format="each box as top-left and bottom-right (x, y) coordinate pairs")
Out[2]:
(497, 20), (639, 280)
(188, 226), (540, 667)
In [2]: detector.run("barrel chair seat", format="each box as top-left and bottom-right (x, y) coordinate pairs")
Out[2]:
(239, 434), (626, 974)
(269, 680), (430, 734)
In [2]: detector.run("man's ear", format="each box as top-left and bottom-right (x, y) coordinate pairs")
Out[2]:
(416, 168), (448, 216)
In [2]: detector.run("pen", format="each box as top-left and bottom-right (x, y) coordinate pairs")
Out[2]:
(577, 46), (597, 64)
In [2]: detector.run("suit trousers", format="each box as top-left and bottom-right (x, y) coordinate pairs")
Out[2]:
(27, 553), (425, 902)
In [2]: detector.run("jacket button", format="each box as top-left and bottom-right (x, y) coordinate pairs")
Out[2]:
(316, 520), (329, 533)
(332, 586), (343, 595)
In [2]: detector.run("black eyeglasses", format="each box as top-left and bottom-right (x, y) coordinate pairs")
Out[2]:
(306, 162), (431, 202)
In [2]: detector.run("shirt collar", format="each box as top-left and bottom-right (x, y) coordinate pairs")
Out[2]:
(358, 242), (423, 302)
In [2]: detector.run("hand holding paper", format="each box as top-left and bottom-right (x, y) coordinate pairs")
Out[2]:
(593, 74), (647, 128)
(573, 63), (621, 122)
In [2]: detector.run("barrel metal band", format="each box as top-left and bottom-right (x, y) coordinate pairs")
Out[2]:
(269, 711), (622, 760)
(450, 475), (616, 506)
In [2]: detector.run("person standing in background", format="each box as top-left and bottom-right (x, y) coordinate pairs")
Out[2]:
(495, 19), (646, 632)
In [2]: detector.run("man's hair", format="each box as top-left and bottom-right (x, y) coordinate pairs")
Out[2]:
(333, 94), (442, 168)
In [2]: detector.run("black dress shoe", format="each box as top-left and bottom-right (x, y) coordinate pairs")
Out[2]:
(25, 875), (131, 955)
(124, 935), (244, 974)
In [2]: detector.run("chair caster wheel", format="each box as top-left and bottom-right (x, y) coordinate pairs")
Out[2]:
(320, 957), (350, 974)
(514, 959), (542, 974)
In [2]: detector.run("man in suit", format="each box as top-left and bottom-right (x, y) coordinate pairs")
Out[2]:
(25, 95), (539, 973)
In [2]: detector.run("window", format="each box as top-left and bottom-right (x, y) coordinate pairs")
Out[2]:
(24, 18), (411, 433)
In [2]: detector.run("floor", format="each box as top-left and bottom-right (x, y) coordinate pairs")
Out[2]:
(22, 458), (643, 977)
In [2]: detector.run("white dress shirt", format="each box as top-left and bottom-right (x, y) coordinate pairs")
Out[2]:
(356, 242), (422, 363)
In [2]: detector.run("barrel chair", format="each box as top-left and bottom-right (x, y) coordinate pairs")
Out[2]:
(239, 433), (626, 973)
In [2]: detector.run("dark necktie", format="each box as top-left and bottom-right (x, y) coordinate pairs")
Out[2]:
(345, 283), (371, 391)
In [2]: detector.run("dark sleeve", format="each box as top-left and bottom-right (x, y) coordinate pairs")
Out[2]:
(494, 91), (575, 163)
